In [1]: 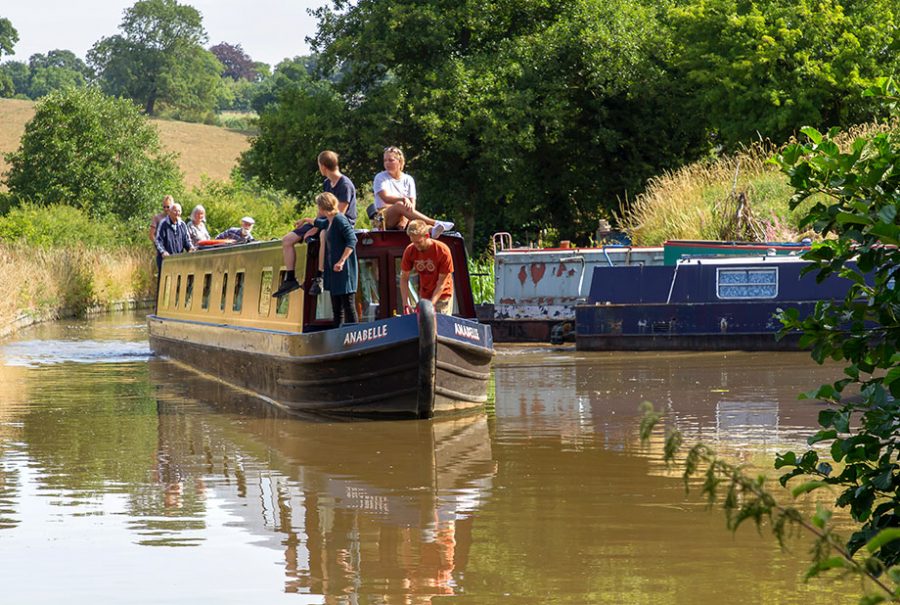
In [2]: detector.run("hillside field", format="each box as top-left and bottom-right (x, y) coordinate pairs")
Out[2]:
(0, 98), (250, 189)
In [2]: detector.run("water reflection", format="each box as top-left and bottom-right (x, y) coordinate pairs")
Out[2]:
(149, 359), (496, 599)
(494, 348), (834, 458)
(0, 315), (863, 604)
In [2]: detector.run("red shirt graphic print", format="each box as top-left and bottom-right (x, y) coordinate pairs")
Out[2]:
(401, 239), (454, 300)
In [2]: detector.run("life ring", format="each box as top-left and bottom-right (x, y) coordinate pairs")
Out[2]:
(196, 239), (232, 247)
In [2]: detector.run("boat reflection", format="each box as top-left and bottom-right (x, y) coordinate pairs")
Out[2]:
(148, 359), (497, 601)
(493, 349), (829, 457)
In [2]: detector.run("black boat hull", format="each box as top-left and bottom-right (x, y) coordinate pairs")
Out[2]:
(148, 301), (493, 418)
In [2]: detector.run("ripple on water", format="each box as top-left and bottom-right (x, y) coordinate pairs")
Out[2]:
(0, 339), (152, 368)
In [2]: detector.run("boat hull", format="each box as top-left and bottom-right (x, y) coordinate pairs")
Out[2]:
(575, 300), (810, 351)
(148, 305), (493, 418)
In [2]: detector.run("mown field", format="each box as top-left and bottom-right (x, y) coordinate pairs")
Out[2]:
(0, 98), (250, 188)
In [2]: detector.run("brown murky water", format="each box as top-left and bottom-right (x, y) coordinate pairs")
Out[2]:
(0, 312), (862, 603)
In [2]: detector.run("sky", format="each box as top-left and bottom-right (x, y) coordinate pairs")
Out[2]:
(2, 0), (326, 67)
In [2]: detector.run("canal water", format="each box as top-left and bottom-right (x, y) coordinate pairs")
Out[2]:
(0, 311), (860, 604)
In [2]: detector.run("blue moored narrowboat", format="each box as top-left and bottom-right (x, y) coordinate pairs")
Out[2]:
(575, 256), (855, 351)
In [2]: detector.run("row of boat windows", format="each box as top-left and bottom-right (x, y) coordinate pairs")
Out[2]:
(162, 269), (290, 318)
(161, 257), (459, 321)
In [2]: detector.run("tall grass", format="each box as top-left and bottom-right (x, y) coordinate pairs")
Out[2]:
(619, 123), (892, 246)
(0, 243), (153, 331)
(468, 256), (494, 305)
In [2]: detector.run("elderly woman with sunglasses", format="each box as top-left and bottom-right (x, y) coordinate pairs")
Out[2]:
(372, 146), (453, 238)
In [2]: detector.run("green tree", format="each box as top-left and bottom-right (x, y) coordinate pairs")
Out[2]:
(770, 78), (900, 580)
(239, 77), (347, 199)
(26, 50), (90, 98)
(304, 0), (704, 245)
(669, 0), (900, 148)
(0, 60), (29, 97)
(0, 17), (17, 59)
(3, 87), (183, 222)
(87, 0), (223, 116)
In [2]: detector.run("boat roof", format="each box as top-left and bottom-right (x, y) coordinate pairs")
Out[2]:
(675, 254), (808, 266)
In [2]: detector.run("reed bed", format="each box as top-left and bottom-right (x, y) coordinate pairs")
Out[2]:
(468, 256), (495, 305)
(619, 122), (892, 246)
(0, 243), (154, 332)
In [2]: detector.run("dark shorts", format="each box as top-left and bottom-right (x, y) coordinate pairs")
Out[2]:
(291, 223), (315, 238)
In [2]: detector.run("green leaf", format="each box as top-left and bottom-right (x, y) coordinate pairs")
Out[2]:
(878, 204), (897, 224)
(867, 223), (900, 245)
(792, 480), (828, 497)
(800, 126), (824, 145)
(884, 367), (900, 386)
(835, 212), (872, 226)
(808, 429), (838, 445)
(866, 528), (900, 553)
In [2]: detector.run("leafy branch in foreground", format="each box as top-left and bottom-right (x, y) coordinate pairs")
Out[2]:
(640, 76), (900, 605)
(639, 402), (899, 603)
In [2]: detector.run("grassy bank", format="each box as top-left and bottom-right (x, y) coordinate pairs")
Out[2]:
(619, 122), (893, 246)
(0, 243), (154, 337)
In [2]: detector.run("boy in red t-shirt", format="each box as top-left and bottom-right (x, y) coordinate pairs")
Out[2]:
(400, 220), (454, 314)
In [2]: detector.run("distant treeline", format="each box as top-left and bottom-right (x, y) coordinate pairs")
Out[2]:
(1, 0), (899, 245)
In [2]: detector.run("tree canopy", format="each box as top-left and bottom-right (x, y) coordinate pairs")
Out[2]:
(668, 0), (900, 148)
(3, 87), (183, 222)
(210, 42), (258, 81)
(0, 17), (17, 59)
(236, 0), (900, 245)
(87, 0), (223, 116)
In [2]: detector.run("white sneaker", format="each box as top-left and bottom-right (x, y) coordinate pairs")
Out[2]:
(430, 220), (454, 238)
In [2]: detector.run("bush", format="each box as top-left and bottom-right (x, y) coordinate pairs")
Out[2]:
(0, 203), (142, 249)
(3, 87), (183, 222)
(181, 175), (310, 241)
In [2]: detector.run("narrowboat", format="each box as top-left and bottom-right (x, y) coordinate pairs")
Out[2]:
(147, 231), (494, 418)
(481, 233), (810, 343)
(575, 255), (855, 351)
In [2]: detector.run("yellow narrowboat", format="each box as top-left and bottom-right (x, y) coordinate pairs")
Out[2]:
(147, 231), (494, 418)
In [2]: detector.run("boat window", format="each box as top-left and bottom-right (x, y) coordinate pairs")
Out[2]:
(357, 258), (380, 322)
(163, 276), (171, 309)
(220, 272), (228, 311)
(233, 271), (245, 312)
(717, 267), (778, 299)
(394, 257), (459, 314)
(184, 274), (194, 310)
(258, 269), (273, 317)
(275, 271), (289, 316)
(175, 275), (182, 308)
(201, 273), (212, 310)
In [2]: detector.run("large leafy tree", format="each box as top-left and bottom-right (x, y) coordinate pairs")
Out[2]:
(88, 0), (223, 115)
(26, 50), (90, 98)
(0, 17), (19, 95)
(0, 60), (27, 97)
(304, 0), (705, 244)
(3, 87), (183, 221)
(0, 17), (17, 59)
(669, 0), (900, 148)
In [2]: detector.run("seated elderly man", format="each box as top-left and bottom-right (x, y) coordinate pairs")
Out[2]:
(215, 216), (256, 244)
